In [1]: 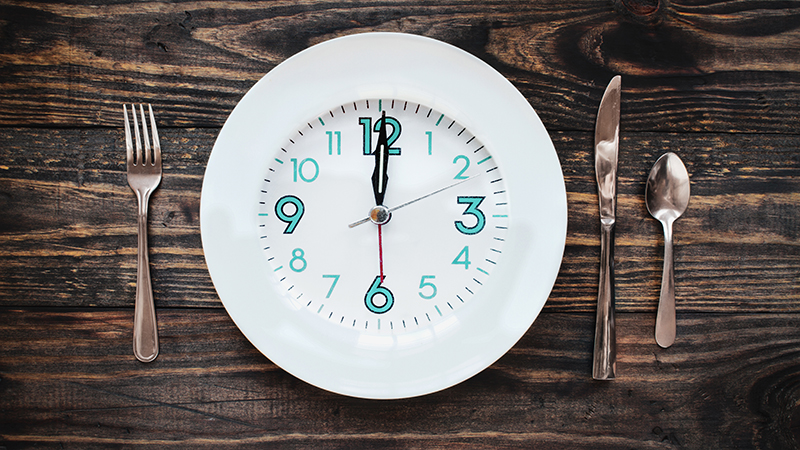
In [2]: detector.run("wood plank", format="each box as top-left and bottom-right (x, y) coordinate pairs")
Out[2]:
(0, 128), (797, 311)
(0, 0), (798, 131)
(0, 309), (798, 448)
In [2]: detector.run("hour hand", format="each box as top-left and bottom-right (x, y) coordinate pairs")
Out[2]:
(371, 111), (390, 206)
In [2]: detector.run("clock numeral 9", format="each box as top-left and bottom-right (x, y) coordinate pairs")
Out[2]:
(455, 196), (486, 235)
(365, 276), (394, 314)
(275, 195), (304, 234)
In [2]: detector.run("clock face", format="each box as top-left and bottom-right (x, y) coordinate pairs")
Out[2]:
(201, 32), (567, 399)
(258, 99), (509, 334)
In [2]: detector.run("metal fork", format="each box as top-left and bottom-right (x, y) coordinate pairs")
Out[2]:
(124, 104), (162, 363)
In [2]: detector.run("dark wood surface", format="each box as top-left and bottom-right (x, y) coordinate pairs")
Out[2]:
(1, 0), (798, 448)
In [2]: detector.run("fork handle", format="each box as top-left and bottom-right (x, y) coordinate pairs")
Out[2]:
(133, 191), (159, 363)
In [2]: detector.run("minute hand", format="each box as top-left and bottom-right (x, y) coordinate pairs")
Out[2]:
(349, 173), (482, 228)
(371, 111), (390, 206)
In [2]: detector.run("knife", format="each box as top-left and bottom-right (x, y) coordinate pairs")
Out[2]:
(592, 75), (621, 380)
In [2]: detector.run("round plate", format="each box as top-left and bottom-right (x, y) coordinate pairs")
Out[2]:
(200, 32), (566, 399)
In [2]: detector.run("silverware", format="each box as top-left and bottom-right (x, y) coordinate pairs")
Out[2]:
(592, 75), (621, 380)
(646, 152), (690, 348)
(124, 104), (162, 363)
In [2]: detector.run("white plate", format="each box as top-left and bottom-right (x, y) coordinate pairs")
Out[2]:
(200, 33), (567, 399)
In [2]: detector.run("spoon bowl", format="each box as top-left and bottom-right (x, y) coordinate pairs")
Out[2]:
(645, 152), (690, 348)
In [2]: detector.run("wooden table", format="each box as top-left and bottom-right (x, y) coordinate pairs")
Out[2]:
(1, 0), (798, 448)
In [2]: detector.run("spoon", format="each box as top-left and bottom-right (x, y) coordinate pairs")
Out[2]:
(646, 152), (690, 348)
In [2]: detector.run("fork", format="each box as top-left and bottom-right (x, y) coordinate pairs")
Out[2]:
(124, 104), (162, 363)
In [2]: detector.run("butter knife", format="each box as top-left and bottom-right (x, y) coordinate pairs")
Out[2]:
(592, 75), (621, 380)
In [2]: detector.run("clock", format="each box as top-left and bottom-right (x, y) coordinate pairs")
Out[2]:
(201, 32), (567, 399)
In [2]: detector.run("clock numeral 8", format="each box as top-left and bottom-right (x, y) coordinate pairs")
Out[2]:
(275, 195), (304, 234)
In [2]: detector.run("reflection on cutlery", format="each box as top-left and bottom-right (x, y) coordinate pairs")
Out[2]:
(592, 76), (621, 380)
(646, 152), (690, 348)
(124, 104), (162, 363)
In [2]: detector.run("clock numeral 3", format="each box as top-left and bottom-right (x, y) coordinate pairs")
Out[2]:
(455, 196), (486, 235)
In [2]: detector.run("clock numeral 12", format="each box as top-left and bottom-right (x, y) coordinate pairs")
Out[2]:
(360, 116), (402, 155)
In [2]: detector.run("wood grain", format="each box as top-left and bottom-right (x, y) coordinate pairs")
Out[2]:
(0, 309), (798, 449)
(0, 0), (799, 132)
(1, 128), (796, 311)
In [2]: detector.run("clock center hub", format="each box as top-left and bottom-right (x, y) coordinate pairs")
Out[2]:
(369, 205), (392, 225)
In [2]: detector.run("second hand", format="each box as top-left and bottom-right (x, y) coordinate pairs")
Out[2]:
(378, 224), (385, 283)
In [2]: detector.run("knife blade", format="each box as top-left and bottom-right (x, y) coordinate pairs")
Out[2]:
(592, 75), (621, 380)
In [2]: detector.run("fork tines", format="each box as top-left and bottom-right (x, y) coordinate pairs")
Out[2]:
(123, 104), (161, 167)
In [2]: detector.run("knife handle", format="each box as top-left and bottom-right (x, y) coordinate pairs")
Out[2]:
(593, 221), (616, 380)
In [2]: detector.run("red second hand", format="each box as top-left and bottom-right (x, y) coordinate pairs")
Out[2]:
(378, 224), (385, 283)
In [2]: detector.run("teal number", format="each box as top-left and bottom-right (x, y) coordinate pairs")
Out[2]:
(418, 275), (437, 299)
(426, 131), (433, 155)
(365, 276), (394, 314)
(452, 246), (471, 270)
(360, 116), (401, 155)
(289, 248), (307, 272)
(275, 195), (304, 234)
(453, 155), (469, 180)
(326, 131), (341, 155)
(322, 274), (340, 298)
(455, 196), (486, 235)
(291, 158), (319, 182)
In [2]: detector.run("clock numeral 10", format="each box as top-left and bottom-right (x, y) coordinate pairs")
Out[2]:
(291, 157), (319, 182)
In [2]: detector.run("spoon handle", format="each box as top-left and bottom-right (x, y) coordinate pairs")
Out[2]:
(592, 221), (616, 380)
(655, 219), (676, 348)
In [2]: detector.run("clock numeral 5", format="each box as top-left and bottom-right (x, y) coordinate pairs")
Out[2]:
(365, 276), (394, 314)
(418, 275), (437, 299)
(455, 196), (486, 235)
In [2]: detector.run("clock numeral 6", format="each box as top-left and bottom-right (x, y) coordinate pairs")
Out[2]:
(455, 196), (486, 235)
(275, 195), (304, 234)
(365, 276), (394, 314)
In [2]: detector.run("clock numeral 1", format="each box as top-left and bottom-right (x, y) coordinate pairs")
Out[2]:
(426, 131), (433, 155)
(365, 276), (394, 314)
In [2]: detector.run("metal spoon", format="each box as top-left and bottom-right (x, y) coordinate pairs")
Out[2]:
(645, 152), (690, 348)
